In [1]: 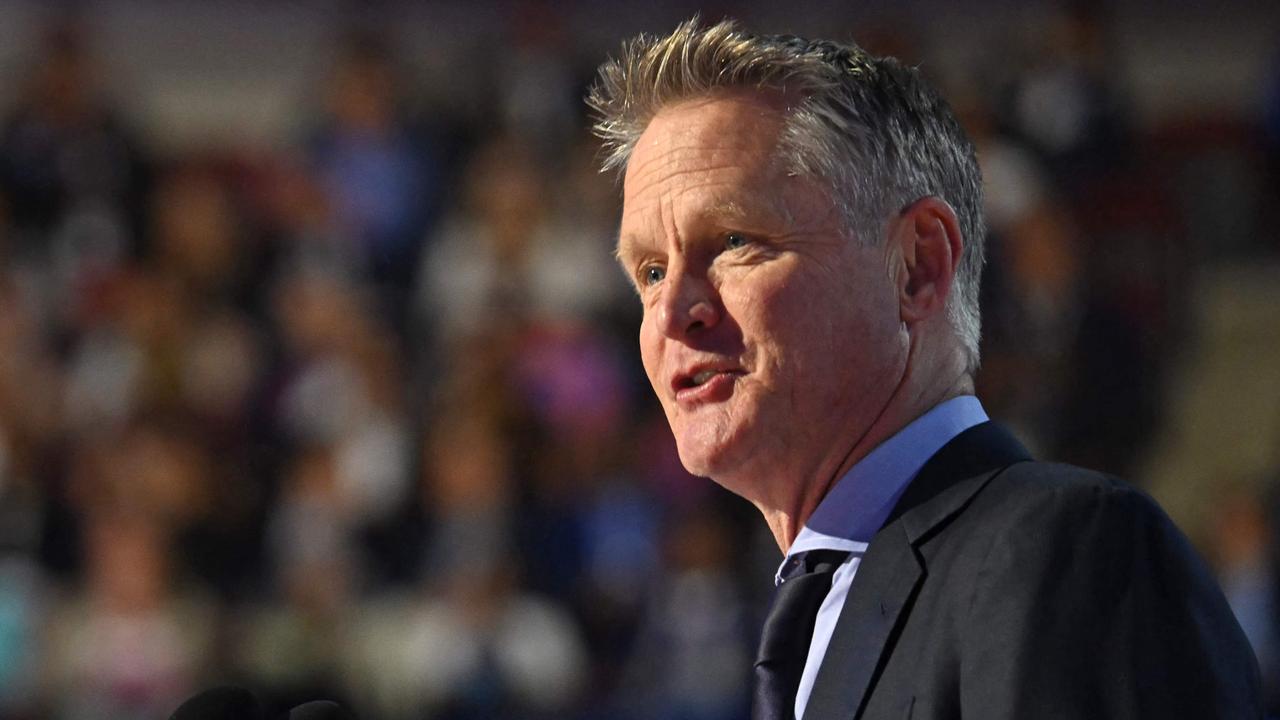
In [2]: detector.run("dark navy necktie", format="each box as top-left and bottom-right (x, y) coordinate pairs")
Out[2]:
(752, 549), (851, 720)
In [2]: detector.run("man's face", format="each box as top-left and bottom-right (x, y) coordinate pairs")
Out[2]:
(618, 91), (908, 503)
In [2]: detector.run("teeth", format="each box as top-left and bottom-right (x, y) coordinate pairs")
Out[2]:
(691, 370), (718, 386)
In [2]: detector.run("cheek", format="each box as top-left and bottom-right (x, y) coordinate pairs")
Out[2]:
(747, 264), (894, 379)
(638, 316), (664, 391)
(748, 272), (830, 355)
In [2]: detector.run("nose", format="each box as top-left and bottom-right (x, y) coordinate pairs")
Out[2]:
(654, 267), (720, 341)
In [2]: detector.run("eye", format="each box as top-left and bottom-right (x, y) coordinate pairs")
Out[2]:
(641, 264), (666, 286)
(724, 232), (749, 250)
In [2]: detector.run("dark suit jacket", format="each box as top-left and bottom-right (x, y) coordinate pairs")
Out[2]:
(802, 422), (1262, 720)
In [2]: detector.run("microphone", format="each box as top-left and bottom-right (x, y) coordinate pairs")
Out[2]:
(168, 686), (265, 720)
(168, 686), (359, 720)
(285, 701), (358, 719)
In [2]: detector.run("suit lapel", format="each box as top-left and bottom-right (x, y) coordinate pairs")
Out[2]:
(804, 521), (922, 720)
(802, 422), (1031, 720)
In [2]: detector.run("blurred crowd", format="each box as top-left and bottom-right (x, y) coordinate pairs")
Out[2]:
(0, 6), (1277, 720)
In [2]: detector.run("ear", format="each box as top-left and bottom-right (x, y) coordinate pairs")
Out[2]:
(890, 196), (963, 324)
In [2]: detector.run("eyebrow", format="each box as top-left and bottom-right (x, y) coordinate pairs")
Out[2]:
(705, 199), (750, 223)
(615, 195), (789, 265)
(708, 195), (794, 229)
(615, 233), (642, 266)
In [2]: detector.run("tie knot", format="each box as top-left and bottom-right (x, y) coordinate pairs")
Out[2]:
(778, 549), (852, 583)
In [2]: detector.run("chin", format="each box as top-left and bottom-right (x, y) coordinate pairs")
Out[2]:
(672, 435), (712, 477)
(671, 397), (769, 476)
(674, 427), (750, 486)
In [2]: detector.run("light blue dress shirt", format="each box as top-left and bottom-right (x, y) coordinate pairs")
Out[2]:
(782, 396), (989, 720)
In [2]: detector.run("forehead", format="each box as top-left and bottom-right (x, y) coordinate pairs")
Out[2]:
(618, 91), (797, 248)
(623, 91), (787, 195)
(635, 89), (786, 162)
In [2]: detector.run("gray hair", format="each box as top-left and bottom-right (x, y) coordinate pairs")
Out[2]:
(587, 18), (986, 373)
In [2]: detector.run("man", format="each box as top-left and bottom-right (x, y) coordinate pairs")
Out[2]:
(589, 18), (1261, 720)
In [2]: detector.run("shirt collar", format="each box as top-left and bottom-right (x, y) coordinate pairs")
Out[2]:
(776, 396), (988, 584)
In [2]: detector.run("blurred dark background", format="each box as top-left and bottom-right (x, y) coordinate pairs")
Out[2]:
(0, 1), (1277, 718)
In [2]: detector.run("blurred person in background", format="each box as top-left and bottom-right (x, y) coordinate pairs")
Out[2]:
(413, 134), (626, 373)
(618, 504), (753, 720)
(414, 136), (550, 356)
(43, 509), (214, 720)
(985, 6), (1187, 480)
(0, 273), (50, 718)
(340, 401), (587, 720)
(0, 20), (150, 344)
(591, 18), (1260, 719)
(269, 269), (414, 586)
(991, 5), (1130, 194)
(955, 85), (1081, 455)
(1210, 480), (1280, 709)
(236, 447), (356, 711)
(307, 31), (441, 334)
(494, 2), (582, 161)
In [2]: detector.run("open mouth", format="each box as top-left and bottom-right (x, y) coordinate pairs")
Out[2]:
(673, 366), (744, 395)
(681, 369), (722, 389)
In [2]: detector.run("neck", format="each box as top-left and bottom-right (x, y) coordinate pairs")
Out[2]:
(760, 339), (972, 553)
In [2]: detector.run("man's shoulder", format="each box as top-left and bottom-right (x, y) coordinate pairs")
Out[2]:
(866, 449), (1263, 719)
(993, 457), (1125, 489)
(980, 459), (1164, 523)
(925, 458), (1226, 628)
(956, 458), (1198, 565)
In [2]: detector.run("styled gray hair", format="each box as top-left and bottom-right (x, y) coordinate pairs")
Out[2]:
(587, 18), (986, 373)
